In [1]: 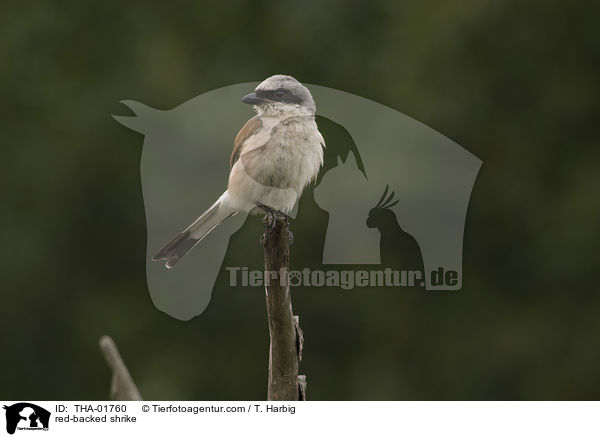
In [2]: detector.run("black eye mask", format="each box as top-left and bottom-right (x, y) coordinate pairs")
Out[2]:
(255, 88), (304, 105)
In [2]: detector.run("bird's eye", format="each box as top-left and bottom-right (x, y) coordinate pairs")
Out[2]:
(275, 89), (285, 98)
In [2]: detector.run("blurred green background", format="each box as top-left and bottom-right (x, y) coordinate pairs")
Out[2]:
(1, 0), (599, 400)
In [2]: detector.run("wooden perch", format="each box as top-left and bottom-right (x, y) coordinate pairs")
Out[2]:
(99, 335), (143, 401)
(262, 216), (305, 401)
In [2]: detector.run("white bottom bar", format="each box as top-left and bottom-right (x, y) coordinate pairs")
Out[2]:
(1, 401), (598, 437)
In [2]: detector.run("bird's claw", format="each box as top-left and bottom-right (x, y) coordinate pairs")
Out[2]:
(257, 202), (293, 246)
(258, 203), (287, 229)
(261, 210), (277, 229)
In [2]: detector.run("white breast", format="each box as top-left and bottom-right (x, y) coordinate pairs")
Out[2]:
(227, 113), (324, 214)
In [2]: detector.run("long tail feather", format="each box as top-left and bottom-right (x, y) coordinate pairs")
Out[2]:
(153, 194), (237, 268)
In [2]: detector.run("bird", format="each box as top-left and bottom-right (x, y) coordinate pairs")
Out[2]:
(366, 185), (424, 274)
(153, 75), (325, 268)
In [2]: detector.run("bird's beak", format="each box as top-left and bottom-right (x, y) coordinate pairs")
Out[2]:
(241, 92), (270, 105)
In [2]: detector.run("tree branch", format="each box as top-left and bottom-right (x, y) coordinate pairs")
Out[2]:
(262, 216), (305, 400)
(99, 335), (143, 401)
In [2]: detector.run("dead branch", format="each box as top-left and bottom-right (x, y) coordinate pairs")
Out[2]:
(99, 335), (143, 401)
(262, 216), (305, 401)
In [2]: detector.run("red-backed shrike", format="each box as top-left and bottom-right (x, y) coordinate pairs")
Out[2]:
(153, 75), (325, 268)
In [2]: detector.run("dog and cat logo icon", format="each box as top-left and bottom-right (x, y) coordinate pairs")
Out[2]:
(3, 403), (50, 434)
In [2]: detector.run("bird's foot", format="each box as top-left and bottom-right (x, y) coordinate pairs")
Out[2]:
(257, 202), (287, 229)
(261, 210), (276, 229)
(257, 202), (293, 246)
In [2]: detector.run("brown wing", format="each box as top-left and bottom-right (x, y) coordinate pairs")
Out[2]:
(230, 115), (262, 167)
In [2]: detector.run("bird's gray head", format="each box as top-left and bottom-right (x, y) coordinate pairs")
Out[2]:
(241, 75), (316, 116)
